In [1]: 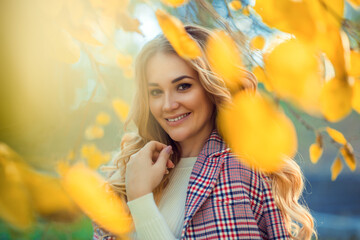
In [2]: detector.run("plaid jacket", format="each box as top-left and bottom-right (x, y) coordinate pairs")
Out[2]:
(93, 128), (290, 239)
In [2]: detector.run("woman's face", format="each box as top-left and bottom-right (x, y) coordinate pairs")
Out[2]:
(146, 52), (214, 143)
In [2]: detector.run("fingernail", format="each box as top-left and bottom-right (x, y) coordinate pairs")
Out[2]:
(165, 169), (169, 174)
(165, 145), (172, 154)
(169, 161), (175, 168)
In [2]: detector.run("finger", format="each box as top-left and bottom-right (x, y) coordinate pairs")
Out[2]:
(152, 151), (160, 162)
(145, 141), (167, 155)
(153, 145), (172, 170)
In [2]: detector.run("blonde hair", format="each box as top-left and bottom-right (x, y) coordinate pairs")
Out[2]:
(106, 24), (316, 239)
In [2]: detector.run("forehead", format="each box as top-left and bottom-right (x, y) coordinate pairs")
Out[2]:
(146, 52), (198, 85)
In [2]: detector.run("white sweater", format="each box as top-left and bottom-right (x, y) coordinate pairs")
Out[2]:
(127, 156), (197, 240)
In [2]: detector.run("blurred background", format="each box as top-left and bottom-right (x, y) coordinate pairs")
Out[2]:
(0, 0), (359, 239)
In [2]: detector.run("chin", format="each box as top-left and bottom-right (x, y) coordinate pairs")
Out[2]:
(166, 129), (189, 142)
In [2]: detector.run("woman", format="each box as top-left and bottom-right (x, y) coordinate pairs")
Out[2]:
(93, 25), (316, 240)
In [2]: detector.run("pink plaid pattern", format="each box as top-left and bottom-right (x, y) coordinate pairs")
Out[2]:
(181, 128), (289, 239)
(92, 128), (289, 240)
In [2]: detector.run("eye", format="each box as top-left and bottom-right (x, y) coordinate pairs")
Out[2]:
(178, 83), (192, 91)
(149, 89), (162, 96)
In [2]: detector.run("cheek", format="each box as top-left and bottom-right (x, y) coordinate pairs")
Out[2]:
(149, 99), (160, 118)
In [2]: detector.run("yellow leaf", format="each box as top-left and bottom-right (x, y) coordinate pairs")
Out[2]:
(117, 13), (142, 35)
(316, 30), (348, 81)
(85, 125), (104, 140)
(51, 29), (81, 64)
(348, 0), (360, 7)
(0, 143), (34, 230)
(320, 78), (353, 122)
(326, 127), (347, 145)
(229, 0), (242, 11)
(252, 66), (272, 92)
(156, 9), (201, 60)
(254, 0), (316, 40)
(206, 30), (246, 92)
(331, 157), (343, 181)
(56, 159), (71, 177)
(61, 163), (132, 235)
(116, 53), (133, 69)
(20, 165), (80, 221)
(112, 99), (129, 122)
(353, 79), (360, 113)
(81, 144), (111, 169)
(309, 143), (323, 164)
(250, 36), (265, 50)
(264, 38), (322, 115)
(217, 92), (297, 172)
(340, 143), (356, 171)
(96, 112), (111, 126)
(242, 6), (251, 16)
(123, 68), (133, 79)
(160, 0), (189, 7)
(349, 50), (360, 77)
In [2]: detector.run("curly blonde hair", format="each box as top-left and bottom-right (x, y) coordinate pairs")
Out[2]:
(105, 24), (316, 239)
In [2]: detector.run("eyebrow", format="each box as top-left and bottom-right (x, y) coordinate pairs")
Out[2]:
(148, 75), (194, 86)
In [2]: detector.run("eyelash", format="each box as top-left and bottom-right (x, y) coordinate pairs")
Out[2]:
(149, 83), (192, 96)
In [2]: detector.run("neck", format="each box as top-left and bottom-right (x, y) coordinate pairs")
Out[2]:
(179, 122), (215, 158)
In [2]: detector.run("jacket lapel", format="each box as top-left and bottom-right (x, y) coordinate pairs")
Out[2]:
(181, 128), (230, 234)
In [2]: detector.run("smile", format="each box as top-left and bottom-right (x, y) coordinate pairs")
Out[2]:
(166, 112), (191, 123)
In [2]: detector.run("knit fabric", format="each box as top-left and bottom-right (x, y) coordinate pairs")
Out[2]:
(127, 156), (197, 240)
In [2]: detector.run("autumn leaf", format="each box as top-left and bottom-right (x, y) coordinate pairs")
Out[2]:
(81, 144), (111, 169)
(326, 127), (347, 145)
(349, 50), (360, 77)
(254, 0), (316, 41)
(331, 157), (343, 181)
(252, 66), (272, 92)
(353, 79), (360, 113)
(112, 99), (130, 122)
(117, 13), (142, 34)
(61, 163), (132, 236)
(320, 78), (353, 122)
(340, 143), (356, 171)
(348, 0), (360, 7)
(161, 0), (189, 7)
(85, 125), (104, 140)
(96, 112), (111, 126)
(206, 30), (246, 92)
(309, 133), (323, 164)
(116, 53), (133, 68)
(20, 165), (80, 221)
(156, 9), (201, 60)
(229, 0), (242, 11)
(250, 36), (265, 50)
(217, 92), (297, 172)
(242, 6), (251, 16)
(0, 156), (33, 230)
(264, 38), (322, 115)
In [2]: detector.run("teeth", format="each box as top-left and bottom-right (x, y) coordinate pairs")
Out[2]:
(167, 113), (189, 122)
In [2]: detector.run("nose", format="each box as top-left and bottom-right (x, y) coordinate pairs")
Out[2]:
(162, 92), (179, 112)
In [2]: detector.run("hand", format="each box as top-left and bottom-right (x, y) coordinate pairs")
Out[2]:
(125, 141), (174, 201)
